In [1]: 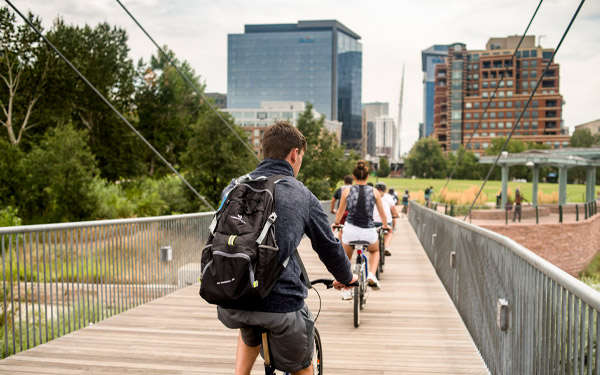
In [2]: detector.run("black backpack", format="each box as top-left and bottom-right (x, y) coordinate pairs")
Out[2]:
(199, 174), (289, 309)
(425, 188), (430, 195)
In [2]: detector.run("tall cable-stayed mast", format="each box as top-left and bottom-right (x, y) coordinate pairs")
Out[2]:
(397, 64), (405, 158)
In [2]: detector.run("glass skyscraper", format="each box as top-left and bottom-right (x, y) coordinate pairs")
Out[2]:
(228, 20), (363, 148)
(421, 45), (449, 138)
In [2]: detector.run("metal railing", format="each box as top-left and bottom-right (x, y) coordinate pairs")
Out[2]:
(0, 212), (213, 358)
(409, 201), (600, 374)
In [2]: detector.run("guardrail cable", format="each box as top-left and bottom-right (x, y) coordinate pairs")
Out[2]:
(4, 0), (216, 211)
(114, 0), (261, 164)
(463, 0), (586, 221)
(435, 0), (543, 206)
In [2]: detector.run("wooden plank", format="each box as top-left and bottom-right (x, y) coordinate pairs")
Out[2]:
(0, 218), (488, 374)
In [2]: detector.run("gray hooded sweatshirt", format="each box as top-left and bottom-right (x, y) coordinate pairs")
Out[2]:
(221, 158), (353, 313)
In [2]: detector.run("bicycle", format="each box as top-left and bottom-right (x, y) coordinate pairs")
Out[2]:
(376, 227), (389, 278)
(332, 224), (373, 328)
(262, 278), (357, 375)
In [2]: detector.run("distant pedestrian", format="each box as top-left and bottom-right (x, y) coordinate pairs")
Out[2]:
(401, 190), (410, 217)
(424, 186), (434, 208)
(512, 188), (528, 222)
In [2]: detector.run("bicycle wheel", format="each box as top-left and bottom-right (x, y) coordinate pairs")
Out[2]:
(353, 263), (361, 328)
(360, 264), (367, 310)
(378, 232), (385, 275)
(312, 327), (323, 375)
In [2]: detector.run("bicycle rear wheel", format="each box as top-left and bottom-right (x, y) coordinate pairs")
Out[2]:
(353, 263), (361, 328)
(312, 327), (323, 374)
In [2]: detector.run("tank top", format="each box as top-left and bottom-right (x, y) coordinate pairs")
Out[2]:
(346, 185), (375, 228)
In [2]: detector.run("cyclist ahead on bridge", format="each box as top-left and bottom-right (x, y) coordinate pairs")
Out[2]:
(334, 160), (390, 297)
(216, 121), (357, 375)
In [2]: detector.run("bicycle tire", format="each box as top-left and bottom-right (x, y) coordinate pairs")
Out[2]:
(379, 231), (386, 272)
(313, 327), (323, 375)
(353, 263), (360, 328)
(360, 267), (367, 310)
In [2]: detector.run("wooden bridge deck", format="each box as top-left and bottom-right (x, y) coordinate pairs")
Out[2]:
(0, 218), (488, 374)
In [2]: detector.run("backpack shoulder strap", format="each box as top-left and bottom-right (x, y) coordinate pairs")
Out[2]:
(291, 248), (311, 289)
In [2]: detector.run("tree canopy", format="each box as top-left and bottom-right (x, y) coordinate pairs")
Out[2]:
(404, 137), (447, 179)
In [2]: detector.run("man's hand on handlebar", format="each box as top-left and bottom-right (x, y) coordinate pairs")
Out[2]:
(333, 274), (359, 290)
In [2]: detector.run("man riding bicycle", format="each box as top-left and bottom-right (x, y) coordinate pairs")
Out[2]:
(333, 160), (389, 298)
(216, 121), (357, 375)
(373, 182), (398, 256)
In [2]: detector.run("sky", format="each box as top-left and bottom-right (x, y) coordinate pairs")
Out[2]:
(10, 0), (600, 154)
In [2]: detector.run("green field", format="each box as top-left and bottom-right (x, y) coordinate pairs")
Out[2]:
(360, 177), (596, 204)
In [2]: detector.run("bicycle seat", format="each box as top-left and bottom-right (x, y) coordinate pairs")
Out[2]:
(349, 240), (370, 247)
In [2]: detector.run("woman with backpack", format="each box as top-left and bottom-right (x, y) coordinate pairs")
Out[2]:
(334, 160), (390, 295)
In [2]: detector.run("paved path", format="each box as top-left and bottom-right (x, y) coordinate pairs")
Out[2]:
(0, 218), (488, 374)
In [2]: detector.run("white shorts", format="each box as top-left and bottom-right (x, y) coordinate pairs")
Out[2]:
(342, 222), (378, 244)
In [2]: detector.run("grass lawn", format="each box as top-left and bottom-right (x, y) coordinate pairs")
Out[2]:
(361, 177), (596, 204)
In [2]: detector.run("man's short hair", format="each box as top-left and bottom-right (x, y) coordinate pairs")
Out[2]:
(343, 175), (353, 185)
(262, 121), (307, 160)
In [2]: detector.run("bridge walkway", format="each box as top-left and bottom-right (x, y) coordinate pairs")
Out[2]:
(0, 218), (488, 374)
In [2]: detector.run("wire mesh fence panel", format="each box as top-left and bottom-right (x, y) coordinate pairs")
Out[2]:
(409, 201), (600, 374)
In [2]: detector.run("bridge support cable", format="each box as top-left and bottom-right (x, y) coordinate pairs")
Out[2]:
(4, 0), (216, 211)
(435, 0), (544, 207)
(114, 0), (260, 164)
(463, 0), (586, 221)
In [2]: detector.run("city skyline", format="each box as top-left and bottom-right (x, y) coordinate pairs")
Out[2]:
(13, 0), (600, 154)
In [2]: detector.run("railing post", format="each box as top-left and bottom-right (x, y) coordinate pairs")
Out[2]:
(536, 205), (539, 224)
(444, 204), (448, 215)
(576, 204), (579, 222)
(585, 203), (588, 220)
(450, 205), (454, 217)
(559, 205), (563, 223)
(505, 206), (508, 225)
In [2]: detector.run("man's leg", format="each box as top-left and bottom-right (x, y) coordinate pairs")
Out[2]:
(342, 243), (354, 261)
(292, 363), (314, 375)
(367, 242), (380, 276)
(235, 331), (260, 375)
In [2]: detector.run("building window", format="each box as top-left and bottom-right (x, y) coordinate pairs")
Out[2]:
(531, 60), (538, 67)
(531, 71), (537, 79)
(482, 82), (489, 88)
(522, 60), (529, 68)
(482, 92), (489, 98)
(482, 123), (488, 129)
(507, 80), (513, 87)
(474, 113), (480, 119)
(490, 122), (496, 129)
(507, 91), (513, 97)
(507, 101), (513, 108)
(451, 111), (462, 120)
(474, 103), (480, 109)
(498, 122), (504, 128)
(483, 143), (489, 149)
(498, 101), (505, 108)
(465, 113), (472, 119)
(465, 103), (472, 109)
(522, 71), (529, 79)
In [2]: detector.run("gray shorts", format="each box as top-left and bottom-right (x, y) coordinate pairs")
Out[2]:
(217, 305), (314, 373)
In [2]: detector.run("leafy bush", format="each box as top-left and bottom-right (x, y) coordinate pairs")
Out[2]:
(0, 206), (22, 227)
(89, 177), (135, 219)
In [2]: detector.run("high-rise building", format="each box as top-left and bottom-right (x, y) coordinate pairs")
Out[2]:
(227, 20), (363, 149)
(374, 116), (397, 159)
(421, 45), (449, 138)
(223, 101), (342, 156)
(362, 102), (388, 158)
(431, 36), (569, 154)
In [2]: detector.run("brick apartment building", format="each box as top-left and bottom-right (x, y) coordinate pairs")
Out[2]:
(432, 36), (569, 155)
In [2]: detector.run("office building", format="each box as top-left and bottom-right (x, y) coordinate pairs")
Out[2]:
(431, 36), (569, 154)
(227, 20), (363, 149)
(374, 116), (397, 159)
(574, 119), (600, 136)
(362, 102), (389, 158)
(205, 93), (227, 109)
(421, 45), (449, 138)
(223, 101), (342, 156)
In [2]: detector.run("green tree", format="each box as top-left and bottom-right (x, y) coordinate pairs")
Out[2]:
(295, 103), (357, 199)
(0, 7), (51, 146)
(376, 156), (391, 178)
(0, 138), (24, 206)
(570, 128), (600, 148)
(45, 19), (142, 180)
(135, 48), (204, 177)
(182, 109), (256, 209)
(404, 137), (446, 179)
(445, 147), (484, 180)
(20, 123), (99, 223)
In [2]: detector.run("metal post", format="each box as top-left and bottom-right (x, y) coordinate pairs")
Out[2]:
(559, 205), (563, 223)
(576, 205), (579, 222)
(506, 206), (508, 225)
(536, 206), (539, 224)
(585, 203), (588, 220)
(532, 166), (539, 207)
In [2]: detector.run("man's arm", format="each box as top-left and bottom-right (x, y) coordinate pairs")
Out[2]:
(330, 197), (337, 214)
(306, 194), (353, 284)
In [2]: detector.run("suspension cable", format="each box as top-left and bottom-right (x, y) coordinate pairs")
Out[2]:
(435, 0), (543, 206)
(463, 0), (586, 221)
(4, 0), (216, 211)
(114, 0), (261, 163)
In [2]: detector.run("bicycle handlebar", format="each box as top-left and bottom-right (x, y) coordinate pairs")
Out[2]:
(311, 278), (359, 288)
